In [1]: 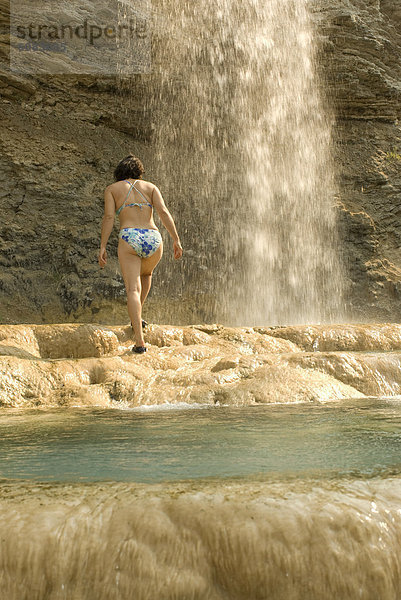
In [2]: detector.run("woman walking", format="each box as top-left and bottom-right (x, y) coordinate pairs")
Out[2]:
(98, 155), (183, 353)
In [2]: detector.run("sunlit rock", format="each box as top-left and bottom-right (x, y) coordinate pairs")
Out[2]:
(288, 351), (401, 397)
(3, 322), (401, 408)
(267, 323), (401, 352)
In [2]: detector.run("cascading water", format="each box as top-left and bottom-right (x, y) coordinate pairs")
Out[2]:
(117, 0), (346, 326)
(2, 477), (401, 600)
(224, 0), (347, 326)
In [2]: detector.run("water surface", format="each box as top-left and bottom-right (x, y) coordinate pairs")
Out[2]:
(1, 399), (401, 482)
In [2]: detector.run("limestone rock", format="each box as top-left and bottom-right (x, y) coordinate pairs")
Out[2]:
(3, 322), (401, 408)
(312, 0), (401, 321)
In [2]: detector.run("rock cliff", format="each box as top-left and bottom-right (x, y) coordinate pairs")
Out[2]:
(1, 0), (401, 324)
(314, 0), (401, 321)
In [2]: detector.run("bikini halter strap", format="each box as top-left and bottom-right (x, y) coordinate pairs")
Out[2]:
(116, 179), (152, 216)
(129, 180), (151, 205)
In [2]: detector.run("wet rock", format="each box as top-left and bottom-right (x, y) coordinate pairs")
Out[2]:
(211, 358), (240, 372)
(2, 476), (401, 600)
(194, 324), (224, 335)
(34, 324), (120, 358)
(3, 322), (400, 408)
(145, 326), (185, 347)
(213, 362), (363, 406)
(267, 323), (401, 352)
(312, 0), (401, 321)
(288, 351), (401, 397)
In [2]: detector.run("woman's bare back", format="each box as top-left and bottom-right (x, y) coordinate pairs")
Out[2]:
(112, 178), (158, 230)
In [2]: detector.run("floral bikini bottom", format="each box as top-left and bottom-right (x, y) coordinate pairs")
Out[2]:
(119, 228), (162, 258)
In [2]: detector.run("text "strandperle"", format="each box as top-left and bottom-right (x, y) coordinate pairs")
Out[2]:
(14, 17), (149, 46)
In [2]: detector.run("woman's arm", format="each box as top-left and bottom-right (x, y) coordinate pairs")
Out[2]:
(98, 186), (115, 268)
(152, 186), (183, 259)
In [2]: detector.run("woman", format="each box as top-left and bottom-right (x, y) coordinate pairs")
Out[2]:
(98, 155), (183, 353)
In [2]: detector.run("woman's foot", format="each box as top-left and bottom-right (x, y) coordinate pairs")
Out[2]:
(132, 345), (147, 354)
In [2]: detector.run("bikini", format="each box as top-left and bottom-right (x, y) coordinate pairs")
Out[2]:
(116, 179), (162, 258)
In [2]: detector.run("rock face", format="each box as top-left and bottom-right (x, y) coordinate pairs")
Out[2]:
(4, 322), (401, 408)
(313, 0), (401, 321)
(1, 0), (401, 323)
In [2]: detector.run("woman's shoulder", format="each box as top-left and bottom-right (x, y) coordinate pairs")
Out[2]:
(137, 179), (158, 196)
(139, 178), (155, 188)
(106, 180), (126, 191)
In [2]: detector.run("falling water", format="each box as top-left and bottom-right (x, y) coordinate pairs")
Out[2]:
(2, 477), (401, 600)
(116, 0), (346, 326)
(225, 0), (347, 326)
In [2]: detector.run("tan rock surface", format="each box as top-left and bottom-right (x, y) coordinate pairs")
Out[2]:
(5, 322), (401, 408)
(265, 323), (401, 352)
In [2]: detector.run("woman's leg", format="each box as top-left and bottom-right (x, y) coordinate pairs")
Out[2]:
(140, 274), (152, 306)
(140, 244), (163, 307)
(118, 242), (145, 347)
(118, 240), (163, 347)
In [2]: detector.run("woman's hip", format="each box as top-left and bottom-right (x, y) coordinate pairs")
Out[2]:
(118, 228), (162, 258)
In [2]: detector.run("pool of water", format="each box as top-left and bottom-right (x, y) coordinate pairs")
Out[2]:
(1, 399), (401, 482)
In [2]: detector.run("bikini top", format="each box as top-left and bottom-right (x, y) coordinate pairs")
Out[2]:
(115, 179), (153, 217)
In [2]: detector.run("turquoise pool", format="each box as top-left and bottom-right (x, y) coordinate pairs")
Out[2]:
(1, 399), (401, 482)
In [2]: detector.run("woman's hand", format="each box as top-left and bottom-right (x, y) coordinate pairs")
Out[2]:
(98, 247), (107, 268)
(173, 240), (183, 260)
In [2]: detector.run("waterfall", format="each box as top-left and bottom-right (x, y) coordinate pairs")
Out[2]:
(224, 0), (347, 326)
(116, 0), (346, 326)
(1, 478), (401, 599)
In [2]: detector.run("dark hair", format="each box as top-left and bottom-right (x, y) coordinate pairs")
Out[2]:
(114, 155), (144, 181)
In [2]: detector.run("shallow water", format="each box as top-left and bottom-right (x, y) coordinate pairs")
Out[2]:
(2, 398), (401, 483)
(3, 400), (401, 600)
